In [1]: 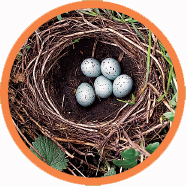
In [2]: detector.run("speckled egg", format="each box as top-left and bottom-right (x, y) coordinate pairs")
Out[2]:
(101, 58), (121, 80)
(94, 75), (113, 98)
(76, 83), (95, 107)
(81, 58), (101, 78)
(113, 74), (133, 98)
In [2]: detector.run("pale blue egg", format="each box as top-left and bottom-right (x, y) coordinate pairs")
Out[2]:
(76, 83), (95, 107)
(81, 58), (101, 78)
(94, 75), (113, 98)
(101, 58), (121, 80)
(113, 74), (133, 98)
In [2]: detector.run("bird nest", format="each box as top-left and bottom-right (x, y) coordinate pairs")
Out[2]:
(8, 9), (175, 177)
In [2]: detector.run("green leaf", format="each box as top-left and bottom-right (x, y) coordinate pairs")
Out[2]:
(117, 94), (135, 106)
(79, 10), (97, 17)
(30, 135), (68, 171)
(120, 148), (139, 161)
(35, 30), (42, 43)
(131, 22), (145, 40)
(167, 65), (174, 92)
(132, 94), (135, 102)
(94, 8), (100, 14)
(158, 40), (166, 54)
(157, 93), (167, 102)
(21, 45), (31, 50)
(170, 100), (177, 107)
(103, 167), (116, 177)
(113, 159), (137, 169)
(145, 30), (151, 84)
(145, 142), (160, 154)
(25, 46), (31, 49)
(73, 38), (80, 44)
(57, 14), (62, 21)
(163, 112), (175, 122)
(15, 51), (23, 61)
(170, 92), (178, 107)
(113, 148), (139, 169)
(125, 17), (138, 23)
(166, 53), (172, 64)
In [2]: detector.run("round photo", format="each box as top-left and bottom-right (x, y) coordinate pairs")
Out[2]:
(1, 2), (185, 185)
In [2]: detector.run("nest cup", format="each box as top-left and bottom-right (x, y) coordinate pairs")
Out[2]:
(9, 10), (172, 177)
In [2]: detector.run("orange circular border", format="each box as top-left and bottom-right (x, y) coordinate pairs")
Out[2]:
(1, 1), (185, 185)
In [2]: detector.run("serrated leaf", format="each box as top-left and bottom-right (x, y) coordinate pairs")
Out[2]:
(30, 135), (68, 171)
(113, 159), (137, 169)
(120, 148), (139, 161)
(103, 167), (116, 177)
(145, 142), (160, 154)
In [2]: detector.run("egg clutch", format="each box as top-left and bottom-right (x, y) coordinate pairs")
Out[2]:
(76, 58), (133, 107)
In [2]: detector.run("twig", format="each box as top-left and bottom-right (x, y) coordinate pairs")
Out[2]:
(118, 51), (125, 63)
(76, 10), (99, 29)
(147, 83), (175, 113)
(70, 144), (95, 157)
(132, 122), (168, 138)
(67, 167), (77, 176)
(123, 130), (150, 157)
(54, 137), (98, 148)
(148, 121), (170, 142)
(101, 103), (129, 125)
(146, 90), (151, 123)
(92, 38), (99, 58)
(35, 29), (42, 53)
(62, 94), (65, 109)
(68, 161), (86, 177)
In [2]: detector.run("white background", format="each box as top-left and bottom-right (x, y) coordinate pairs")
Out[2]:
(0, 0), (185, 186)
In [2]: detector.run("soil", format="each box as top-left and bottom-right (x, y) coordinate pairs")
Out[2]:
(46, 37), (141, 123)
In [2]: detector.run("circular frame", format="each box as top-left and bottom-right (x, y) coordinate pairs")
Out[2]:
(1, 1), (185, 185)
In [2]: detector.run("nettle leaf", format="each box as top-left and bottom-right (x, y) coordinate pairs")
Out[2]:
(145, 142), (160, 154)
(30, 135), (68, 171)
(103, 167), (116, 177)
(120, 148), (139, 161)
(113, 159), (137, 169)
